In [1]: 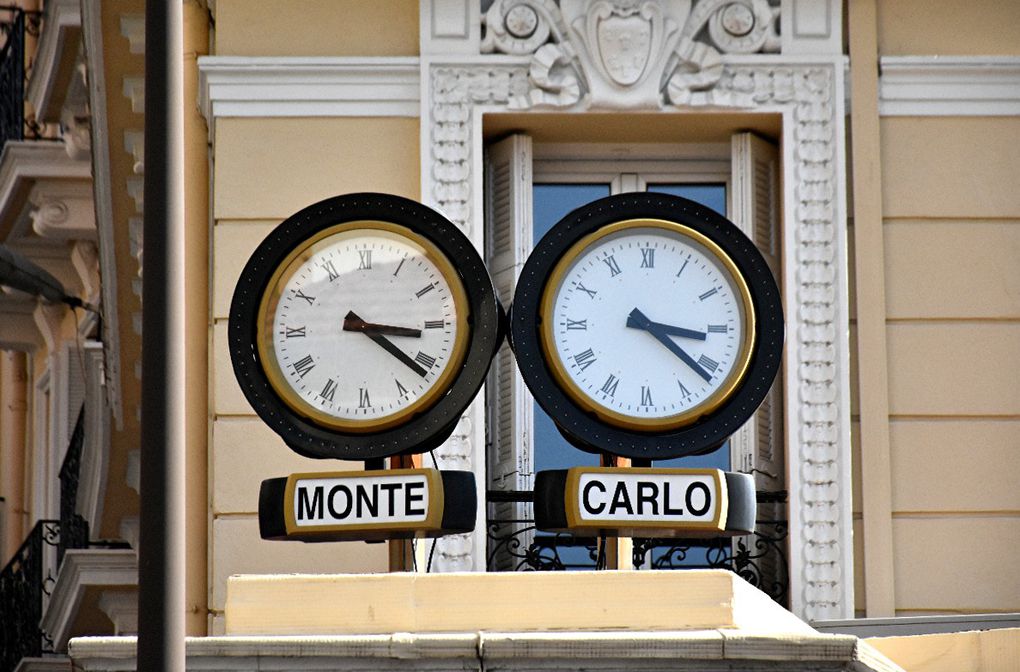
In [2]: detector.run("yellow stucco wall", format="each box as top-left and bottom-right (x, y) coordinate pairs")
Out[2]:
(850, 0), (1020, 618)
(212, 118), (420, 220)
(214, 0), (419, 56)
(878, 116), (1020, 615)
(877, 0), (1020, 56)
(208, 116), (420, 631)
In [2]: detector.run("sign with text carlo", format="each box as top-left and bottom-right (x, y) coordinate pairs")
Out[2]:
(535, 468), (756, 537)
(258, 468), (476, 542)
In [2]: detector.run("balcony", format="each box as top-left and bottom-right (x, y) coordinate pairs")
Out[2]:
(1, 6), (35, 147)
(0, 2), (96, 354)
(487, 488), (790, 607)
(0, 409), (132, 672)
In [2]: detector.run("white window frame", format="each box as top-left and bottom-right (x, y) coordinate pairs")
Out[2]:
(532, 141), (738, 479)
(30, 343), (89, 524)
(31, 366), (54, 523)
(486, 136), (785, 572)
(77, 340), (110, 540)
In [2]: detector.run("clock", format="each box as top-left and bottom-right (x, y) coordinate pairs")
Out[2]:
(510, 193), (783, 460)
(541, 218), (755, 432)
(230, 193), (502, 460)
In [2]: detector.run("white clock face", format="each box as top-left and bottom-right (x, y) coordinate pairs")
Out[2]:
(257, 222), (469, 432)
(541, 219), (754, 431)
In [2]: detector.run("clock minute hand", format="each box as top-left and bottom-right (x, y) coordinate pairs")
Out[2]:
(624, 314), (706, 341)
(344, 311), (428, 377)
(342, 312), (422, 338)
(626, 308), (713, 383)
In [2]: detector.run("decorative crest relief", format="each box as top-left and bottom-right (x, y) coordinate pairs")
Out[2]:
(481, 0), (780, 109)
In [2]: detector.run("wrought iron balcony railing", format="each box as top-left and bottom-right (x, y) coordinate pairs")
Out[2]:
(0, 518), (60, 672)
(58, 407), (89, 566)
(0, 408), (128, 672)
(0, 5), (43, 148)
(487, 488), (789, 607)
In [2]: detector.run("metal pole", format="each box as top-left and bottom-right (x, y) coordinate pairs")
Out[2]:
(138, 0), (185, 669)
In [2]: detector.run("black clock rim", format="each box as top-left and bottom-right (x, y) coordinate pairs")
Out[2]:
(509, 192), (784, 461)
(229, 193), (502, 461)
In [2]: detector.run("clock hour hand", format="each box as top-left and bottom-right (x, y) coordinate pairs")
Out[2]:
(624, 313), (706, 341)
(342, 312), (422, 338)
(344, 311), (428, 377)
(626, 308), (713, 383)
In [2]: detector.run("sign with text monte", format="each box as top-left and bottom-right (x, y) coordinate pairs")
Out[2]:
(534, 467), (756, 538)
(258, 468), (476, 542)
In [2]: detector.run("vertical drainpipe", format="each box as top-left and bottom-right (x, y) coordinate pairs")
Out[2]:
(138, 0), (186, 669)
(181, 0), (210, 637)
(0, 352), (28, 559)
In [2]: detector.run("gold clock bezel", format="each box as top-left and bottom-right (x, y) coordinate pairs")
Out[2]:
(539, 218), (756, 432)
(256, 220), (471, 433)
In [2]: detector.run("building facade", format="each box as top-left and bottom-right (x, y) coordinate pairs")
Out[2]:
(0, 1), (1017, 670)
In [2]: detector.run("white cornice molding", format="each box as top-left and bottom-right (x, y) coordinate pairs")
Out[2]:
(197, 57), (422, 125)
(98, 590), (138, 635)
(81, 0), (124, 431)
(879, 56), (1020, 116)
(119, 14), (144, 55)
(40, 549), (138, 650)
(0, 294), (44, 351)
(0, 142), (91, 226)
(13, 657), (70, 672)
(25, 0), (82, 121)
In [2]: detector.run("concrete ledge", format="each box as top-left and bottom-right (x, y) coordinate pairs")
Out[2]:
(226, 570), (815, 636)
(815, 613), (1020, 637)
(14, 657), (71, 672)
(68, 632), (904, 671)
(866, 628), (1020, 672)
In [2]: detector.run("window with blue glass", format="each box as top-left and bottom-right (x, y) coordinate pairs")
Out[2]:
(532, 180), (730, 569)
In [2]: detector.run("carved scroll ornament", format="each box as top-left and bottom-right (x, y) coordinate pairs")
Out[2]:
(481, 0), (780, 109)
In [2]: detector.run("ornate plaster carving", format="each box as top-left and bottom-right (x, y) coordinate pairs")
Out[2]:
(71, 240), (100, 303)
(481, 0), (779, 109)
(123, 77), (144, 114)
(425, 58), (851, 619)
(119, 14), (145, 55)
(126, 177), (144, 213)
(34, 302), (65, 352)
(28, 180), (97, 240)
(61, 62), (93, 161)
(430, 414), (476, 571)
(124, 131), (144, 175)
(62, 110), (93, 161)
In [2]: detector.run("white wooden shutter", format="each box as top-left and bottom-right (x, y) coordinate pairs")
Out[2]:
(79, 341), (110, 535)
(730, 132), (787, 597)
(53, 343), (87, 474)
(730, 133), (785, 493)
(484, 134), (535, 570)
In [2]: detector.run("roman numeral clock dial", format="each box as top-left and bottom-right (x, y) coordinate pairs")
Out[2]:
(230, 193), (502, 461)
(255, 220), (470, 435)
(536, 217), (757, 435)
(511, 194), (783, 460)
